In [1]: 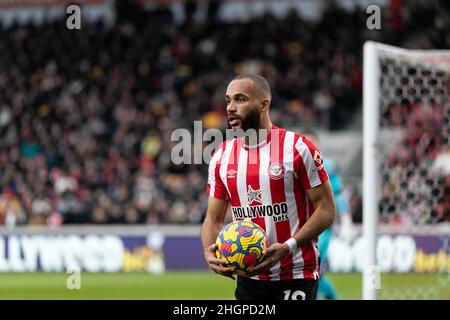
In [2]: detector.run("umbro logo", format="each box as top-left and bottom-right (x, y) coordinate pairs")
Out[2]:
(227, 169), (237, 178)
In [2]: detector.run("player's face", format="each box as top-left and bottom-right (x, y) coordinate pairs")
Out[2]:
(225, 79), (262, 131)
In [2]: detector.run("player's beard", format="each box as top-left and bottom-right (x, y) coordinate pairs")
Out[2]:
(229, 107), (261, 132)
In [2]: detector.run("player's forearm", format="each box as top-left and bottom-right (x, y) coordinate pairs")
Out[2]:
(201, 197), (228, 252)
(200, 217), (223, 252)
(292, 203), (335, 248)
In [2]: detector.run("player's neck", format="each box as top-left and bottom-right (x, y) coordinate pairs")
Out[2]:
(243, 118), (273, 147)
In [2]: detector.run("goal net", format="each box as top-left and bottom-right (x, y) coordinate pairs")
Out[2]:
(363, 41), (450, 300)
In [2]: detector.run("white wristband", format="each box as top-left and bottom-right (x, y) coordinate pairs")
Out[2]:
(284, 237), (297, 253)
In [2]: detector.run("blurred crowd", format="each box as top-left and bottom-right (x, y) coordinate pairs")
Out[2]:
(0, 0), (448, 226)
(380, 60), (450, 224)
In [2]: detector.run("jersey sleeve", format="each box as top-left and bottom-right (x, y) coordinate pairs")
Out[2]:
(294, 135), (329, 190)
(205, 146), (228, 200)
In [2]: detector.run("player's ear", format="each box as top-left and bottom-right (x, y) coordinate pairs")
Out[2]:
(261, 98), (270, 112)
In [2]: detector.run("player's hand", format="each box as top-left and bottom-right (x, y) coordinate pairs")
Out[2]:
(242, 243), (290, 277)
(204, 244), (236, 280)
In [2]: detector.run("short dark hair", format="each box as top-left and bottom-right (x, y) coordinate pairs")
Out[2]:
(233, 73), (271, 100)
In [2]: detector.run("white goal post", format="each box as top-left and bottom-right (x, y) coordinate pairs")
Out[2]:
(363, 41), (380, 301)
(363, 41), (450, 300)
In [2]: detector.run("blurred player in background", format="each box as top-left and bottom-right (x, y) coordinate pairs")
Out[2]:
(304, 130), (355, 300)
(201, 74), (336, 300)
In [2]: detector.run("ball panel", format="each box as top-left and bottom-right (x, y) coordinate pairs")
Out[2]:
(243, 253), (257, 267)
(215, 220), (270, 272)
(215, 237), (222, 259)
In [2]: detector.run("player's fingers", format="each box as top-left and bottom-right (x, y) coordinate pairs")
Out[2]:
(225, 274), (236, 280)
(215, 268), (235, 279)
(265, 242), (278, 251)
(213, 268), (235, 280)
(221, 268), (236, 278)
(212, 267), (234, 276)
(244, 268), (265, 277)
(260, 252), (267, 261)
(207, 256), (229, 266)
(209, 263), (231, 274)
(208, 244), (218, 252)
(260, 247), (275, 262)
(218, 264), (235, 273)
(260, 250), (270, 262)
(260, 254), (273, 265)
(257, 264), (273, 276)
(250, 254), (279, 274)
(262, 243), (279, 257)
(264, 244), (279, 254)
(210, 263), (234, 274)
(247, 259), (271, 275)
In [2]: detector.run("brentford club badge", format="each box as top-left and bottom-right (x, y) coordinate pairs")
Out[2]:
(268, 162), (286, 180)
(313, 150), (324, 170)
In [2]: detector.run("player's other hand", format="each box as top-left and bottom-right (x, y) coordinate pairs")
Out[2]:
(204, 244), (236, 280)
(243, 243), (290, 277)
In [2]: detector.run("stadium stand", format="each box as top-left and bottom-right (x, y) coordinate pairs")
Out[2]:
(0, 0), (448, 226)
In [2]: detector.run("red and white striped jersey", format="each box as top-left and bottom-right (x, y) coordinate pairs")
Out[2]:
(206, 125), (329, 281)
